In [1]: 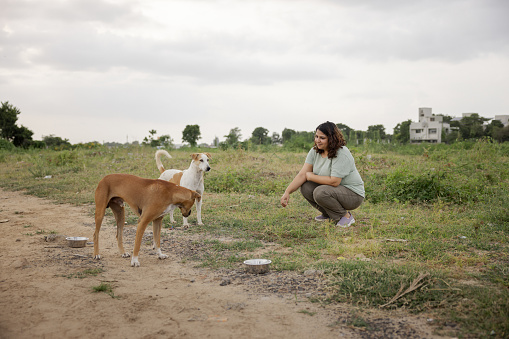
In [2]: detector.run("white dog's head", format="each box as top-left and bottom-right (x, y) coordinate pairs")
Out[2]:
(191, 153), (212, 172)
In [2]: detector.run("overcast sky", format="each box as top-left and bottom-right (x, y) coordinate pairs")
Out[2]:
(2, 0), (509, 145)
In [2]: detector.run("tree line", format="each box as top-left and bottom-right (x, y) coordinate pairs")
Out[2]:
(2, 101), (508, 150)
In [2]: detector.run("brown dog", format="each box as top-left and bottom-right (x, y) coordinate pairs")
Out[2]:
(93, 173), (201, 267)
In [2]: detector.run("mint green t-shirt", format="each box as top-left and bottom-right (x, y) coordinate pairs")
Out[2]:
(305, 147), (365, 198)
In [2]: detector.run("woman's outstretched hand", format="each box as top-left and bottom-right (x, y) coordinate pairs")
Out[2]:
(280, 193), (290, 207)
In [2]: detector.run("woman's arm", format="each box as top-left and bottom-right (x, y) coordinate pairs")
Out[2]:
(305, 172), (342, 187)
(280, 163), (313, 207)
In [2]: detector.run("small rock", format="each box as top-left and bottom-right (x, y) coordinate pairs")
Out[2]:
(12, 258), (29, 269)
(220, 278), (231, 286)
(44, 234), (66, 243)
(225, 302), (246, 311)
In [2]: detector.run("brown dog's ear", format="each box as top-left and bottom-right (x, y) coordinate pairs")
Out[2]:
(205, 152), (212, 159)
(191, 153), (200, 161)
(192, 191), (202, 201)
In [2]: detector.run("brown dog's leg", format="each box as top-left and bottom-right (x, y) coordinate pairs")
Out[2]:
(109, 199), (130, 258)
(93, 204), (107, 260)
(131, 215), (153, 267)
(152, 217), (168, 260)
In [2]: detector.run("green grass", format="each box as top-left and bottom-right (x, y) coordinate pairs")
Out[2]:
(1, 142), (508, 338)
(92, 282), (118, 298)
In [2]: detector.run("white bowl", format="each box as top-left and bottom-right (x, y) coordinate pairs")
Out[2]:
(243, 259), (272, 274)
(66, 237), (89, 248)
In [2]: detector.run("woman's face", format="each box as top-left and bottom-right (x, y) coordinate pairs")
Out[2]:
(314, 129), (329, 151)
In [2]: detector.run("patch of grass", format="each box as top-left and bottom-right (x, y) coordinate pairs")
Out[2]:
(347, 313), (370, 329)
(92, 282), (118, 298)
(297, 309), (316, 316)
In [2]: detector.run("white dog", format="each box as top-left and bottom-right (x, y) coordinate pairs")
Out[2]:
(155, 150), (211, 227)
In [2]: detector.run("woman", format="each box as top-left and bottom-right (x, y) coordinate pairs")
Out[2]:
(280, 121), (365, 227)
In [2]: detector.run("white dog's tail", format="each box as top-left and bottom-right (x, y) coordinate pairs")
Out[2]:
(155, 150), (172, 174)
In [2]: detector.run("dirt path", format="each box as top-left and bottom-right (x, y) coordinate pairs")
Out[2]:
(0, 188), (445, 339)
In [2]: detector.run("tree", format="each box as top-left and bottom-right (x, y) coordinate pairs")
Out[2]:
(12, 125), (34, 148)
(158, 134), (174, 148)
(142, 130), (158, 147)
(493, 125), (509, 142)
(336, 123), (352, 139)
(348, 129), (357, 145)
(436, 114), (454, 124)
(0, 101), (19, 140)
(459, 114), (489, 140)
(0, 101), (34, 147)
(43, 135), (71, 149)
(393, 120), (412, 144)
(485, 120), (504, 139)
(251, 127), (270, 145)
(367, 124), (386, 141)
(282, 128), (296, 144)
(282, 131), (314, 150)
(224, 127), (242, 146)
(142, 130), (173, 148)
(182, 124), (201, 147)
(444, 130), (460, 144)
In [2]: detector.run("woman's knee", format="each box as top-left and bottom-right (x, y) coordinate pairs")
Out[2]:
(312, 185), (331, 204)
(300, 181), (318, 200)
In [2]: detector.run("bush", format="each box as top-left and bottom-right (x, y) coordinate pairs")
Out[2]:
(0, 139), (15, 150)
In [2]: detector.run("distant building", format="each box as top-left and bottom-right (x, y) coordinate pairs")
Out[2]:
(409, 107), (451, 143)
(494, 115), (509, 127)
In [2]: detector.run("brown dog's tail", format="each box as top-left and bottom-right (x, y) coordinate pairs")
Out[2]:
(155, 150), (172, 174)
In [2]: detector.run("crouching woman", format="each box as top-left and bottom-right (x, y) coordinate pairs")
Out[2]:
(280, 121), (365, 227)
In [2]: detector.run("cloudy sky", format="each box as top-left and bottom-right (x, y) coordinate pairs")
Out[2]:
(2, 0), (509, 145)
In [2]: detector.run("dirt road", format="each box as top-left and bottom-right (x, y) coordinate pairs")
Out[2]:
(0, 189), (444, 338)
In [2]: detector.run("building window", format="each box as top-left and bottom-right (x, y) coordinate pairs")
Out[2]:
(430, 118), (435, 122)
(429, 129), (437, 134)
(415, 129), (422, 133)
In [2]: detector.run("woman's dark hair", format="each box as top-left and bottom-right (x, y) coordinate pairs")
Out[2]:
(313, 121), (346, 159)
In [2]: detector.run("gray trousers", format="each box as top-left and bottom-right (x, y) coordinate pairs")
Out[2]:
(300, 181), (364, 222)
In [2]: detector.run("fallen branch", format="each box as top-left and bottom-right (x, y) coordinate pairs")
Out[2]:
(380, 273), (429, 308)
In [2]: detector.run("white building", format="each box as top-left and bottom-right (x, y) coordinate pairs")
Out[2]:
(409, 107), (450, 143)
(494, 115), (509, 127)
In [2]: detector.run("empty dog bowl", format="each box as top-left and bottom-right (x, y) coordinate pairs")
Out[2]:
(243, 259), (272, 274)
(66, 237), (89, 248)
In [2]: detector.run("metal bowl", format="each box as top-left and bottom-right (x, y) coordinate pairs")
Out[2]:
(243, 259), (272, 274)
(66, 237), (89, 248)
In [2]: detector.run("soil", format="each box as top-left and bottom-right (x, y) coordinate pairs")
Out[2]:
(0, 188), (448, 339)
